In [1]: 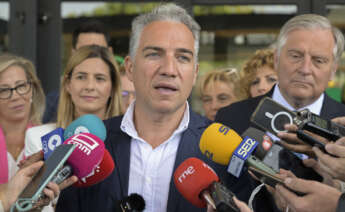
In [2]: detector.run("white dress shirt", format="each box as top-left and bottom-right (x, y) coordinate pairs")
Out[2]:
(121, 101), (190, 212)
(272, 84), (324, 115)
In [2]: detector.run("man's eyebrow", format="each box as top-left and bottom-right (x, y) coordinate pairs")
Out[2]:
(142, 46), (194, 56)
(142, 46), (163, 52)
(176, 48), (193, 57)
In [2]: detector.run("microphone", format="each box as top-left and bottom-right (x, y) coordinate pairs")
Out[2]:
(200, 123), (272, 177)
(64, 132), (105, 178)
(51, 132), (106, 184)
(63, 114), (106, 141)
(173, 157), (240, 212)
(73, 149), (115, 187)
(118, 193), (145, 212)
(41, 127), (64, 160)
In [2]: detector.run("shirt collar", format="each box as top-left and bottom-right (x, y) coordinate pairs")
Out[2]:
(120, 101), (190, 140)
(272, 84), (324, 115)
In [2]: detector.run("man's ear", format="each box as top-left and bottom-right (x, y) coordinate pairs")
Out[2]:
(330, 63), (338, 81)
(124, 56), (134, 82)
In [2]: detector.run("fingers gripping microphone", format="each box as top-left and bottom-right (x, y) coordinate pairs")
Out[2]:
(174, 158), (240, 212)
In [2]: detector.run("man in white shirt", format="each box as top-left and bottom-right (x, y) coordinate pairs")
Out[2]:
(56, 3), (253, 212)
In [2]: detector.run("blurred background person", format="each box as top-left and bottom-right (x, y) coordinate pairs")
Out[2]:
(119, 65), (135, 114)
(0, 54), (45, 185)
(197, 68), (240, 121)
(239, 48), (277, 98)
(43, 20), (117, 124)
(25, 45), (122, 156)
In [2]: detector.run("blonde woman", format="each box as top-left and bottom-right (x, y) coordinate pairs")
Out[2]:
(25, 45), (122, 156)
(240, 49), (277, 98)
(0, 54), (45, 184)
(197, 68), (239, 120)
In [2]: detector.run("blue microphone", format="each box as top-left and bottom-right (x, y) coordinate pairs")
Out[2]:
(41, 127), (64, 160)
(63, 114), (106, 141)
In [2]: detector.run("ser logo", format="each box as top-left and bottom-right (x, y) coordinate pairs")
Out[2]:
(236, 137), (257, 159)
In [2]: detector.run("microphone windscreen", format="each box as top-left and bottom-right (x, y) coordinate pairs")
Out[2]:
(121, 193), (145, 211)
(200, 123), (242, 165)
(241, 127), (273, 160)
(173, 157), (219, 208)
(64, 133), (105, 178)
(41, 127), (64, 160)
(74, 149), (115, 187)
(63, 114), (106, 141)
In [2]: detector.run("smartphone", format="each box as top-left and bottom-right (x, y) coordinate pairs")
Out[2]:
(248, 165), (305, 196)
(251, 97), (297, 136)
(247, 156), (277, 176)
(248, 166), (283, 188)
(15, 144), (76, 211)
(296, 129), (327, 152)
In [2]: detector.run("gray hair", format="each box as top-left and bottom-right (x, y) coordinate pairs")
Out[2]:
(276, 14), (344, 64)
(129, 3), (201, 62)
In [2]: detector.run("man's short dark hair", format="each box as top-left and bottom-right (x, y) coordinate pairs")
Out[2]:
(72, 20), (110, 48)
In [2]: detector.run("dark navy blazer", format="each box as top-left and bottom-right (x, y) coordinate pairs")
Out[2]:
(56, 110), (254, 212)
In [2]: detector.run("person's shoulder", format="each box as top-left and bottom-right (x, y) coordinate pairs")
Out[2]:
(103, 115), (123, 128)
(216, 96), (263, 122)
(323, 94), (345, 117)
(27, 123), (57, 134)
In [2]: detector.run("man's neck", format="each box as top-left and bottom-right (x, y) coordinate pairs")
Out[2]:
(133, 103), (186, 149)
(277, 86), (317, 110)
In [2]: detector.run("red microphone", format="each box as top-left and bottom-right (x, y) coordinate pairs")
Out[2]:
(173, 157), (219, 208)
(174, 158), (240, 212)
(74, 149), (115, 187)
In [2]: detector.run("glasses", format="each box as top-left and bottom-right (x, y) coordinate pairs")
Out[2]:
(0, 82), (32, 99)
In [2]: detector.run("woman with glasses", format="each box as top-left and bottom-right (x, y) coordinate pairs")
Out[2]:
(0, 54), (45, 184)
(197, 68), (240, 121)
(25, 45), (122, 156)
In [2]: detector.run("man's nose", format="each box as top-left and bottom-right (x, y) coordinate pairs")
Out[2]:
(160, 55), (177, 77)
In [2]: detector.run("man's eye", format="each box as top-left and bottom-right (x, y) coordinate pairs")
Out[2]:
(145, 52), (159, 58)
(177, 55), (191, 63)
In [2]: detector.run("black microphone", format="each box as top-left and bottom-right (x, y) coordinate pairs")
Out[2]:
(118, 193), (145, 212)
